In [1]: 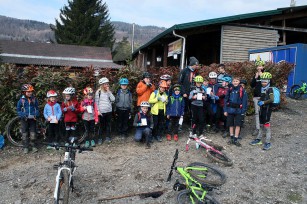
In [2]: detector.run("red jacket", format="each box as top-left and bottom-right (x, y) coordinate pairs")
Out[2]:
(61, 99), (80, 123)
(216, 86), (229, 107)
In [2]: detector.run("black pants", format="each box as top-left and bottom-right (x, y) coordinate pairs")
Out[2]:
(98, 112), (112, 139)
(168, 116), (180, 135)
(117, 109), (130, 136)
(65, 122), (76, 141)
(153, 110), (165, 138)
(83, 120), (95, 140)
(20, 118), (36, 148)
(259, 106), (272, 124)
(47, 123), (60, 143)
(191, 105), (205, 135)
(203, 101), (213, 127)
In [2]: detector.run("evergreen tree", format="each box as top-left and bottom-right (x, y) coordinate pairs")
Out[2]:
(112, 37), (132, 63)
(53, 0), (115, 48)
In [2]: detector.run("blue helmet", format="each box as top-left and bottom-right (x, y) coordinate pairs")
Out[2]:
(222, 76), (232, 83)
(119, 78), (129, 85)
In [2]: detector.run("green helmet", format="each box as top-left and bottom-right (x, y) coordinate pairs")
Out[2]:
(261, 72), (272, 79)
(194, 75), (204, 83)
(255, 60), (265, 66)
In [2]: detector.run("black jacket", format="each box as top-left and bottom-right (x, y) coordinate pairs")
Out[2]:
(251, 75), (262, 97)
(179, 67), (196, 96)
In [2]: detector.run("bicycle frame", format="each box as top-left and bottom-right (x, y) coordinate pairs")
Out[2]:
(186, 134), (223, 155)
(54, 166), (73, 202)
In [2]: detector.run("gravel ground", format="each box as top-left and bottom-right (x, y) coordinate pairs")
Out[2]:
(0, 98), (306, 204)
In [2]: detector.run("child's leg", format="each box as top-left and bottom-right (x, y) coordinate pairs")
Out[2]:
(143, 127), (152, 147)
(134, 128), (143, 142)
(264, 123), (271, 143)
(29, 119), (37, 150)
(65, 122), (71, 142)
(122, 110), (130, 137)
(198, 106), (205, 135)
(117, 109), (124, 135)
(105, 112), (112, 140)
(83, 120), (90, 141)
(47, 123), (54, 143)
(191, 105), (198, 135)
(152, 115), (159, 138)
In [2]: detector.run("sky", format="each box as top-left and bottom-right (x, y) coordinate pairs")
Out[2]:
(0, 0), (307, 28)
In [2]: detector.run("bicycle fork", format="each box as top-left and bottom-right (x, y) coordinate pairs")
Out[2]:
(54, 166), (72, 201)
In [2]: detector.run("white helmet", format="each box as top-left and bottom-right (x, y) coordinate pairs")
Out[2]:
(63, 87), (75, 95)
(209, 71), (217, 79)
(99, 77), (109, 84)
(140, 101), (150, 107)
(47, 90), (57, 98)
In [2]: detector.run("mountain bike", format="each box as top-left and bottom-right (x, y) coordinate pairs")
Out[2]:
(44, 137), (93, 204)
(167, 149), (226, 204)
(186, 132), (233, 166)
(289, 80), (307, 99)
(5, 116), (86, 147)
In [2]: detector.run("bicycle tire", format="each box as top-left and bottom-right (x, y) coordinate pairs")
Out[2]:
(289, 85), (302, 99)
(205, 148), (233, 166)
(187, 162), (226, 187)
(55, 169), (70, 204)
(6, 116), (23, 147)
(177, 189), (220, 204)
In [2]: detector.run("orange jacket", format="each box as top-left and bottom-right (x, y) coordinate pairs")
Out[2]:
(136, 80), (156, 106)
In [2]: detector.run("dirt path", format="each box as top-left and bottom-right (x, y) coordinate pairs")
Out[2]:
(0, 98), (306, 204)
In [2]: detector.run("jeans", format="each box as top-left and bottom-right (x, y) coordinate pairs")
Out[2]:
(253, 97), (260, 130)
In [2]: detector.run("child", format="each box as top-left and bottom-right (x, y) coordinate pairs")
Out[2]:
(43, 90), (62, 149)
(149, 80), (168, 142)
(160, 74), (172, 96)
(61, 87), (80, 144)
(80, 87), (98, 148)
(250, 72), (274, 150)
(136, 72), (156, 108)
(95, 77), (115, 144)
(133, 101), (153, 148)
(224, 77), (248, 146)
(16, 84), (40, 154)
(208, 71), (220, 132)
(166, 84), (185, 141)
(217, 64), (227, 85)
(189, 76), (206, 136)
(115, 78), (132, 139)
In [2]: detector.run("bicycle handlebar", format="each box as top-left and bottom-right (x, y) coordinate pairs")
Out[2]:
(42, 142), (93, 151)
(167, 149), (179, 182)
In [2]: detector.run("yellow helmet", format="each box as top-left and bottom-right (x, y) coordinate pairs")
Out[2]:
(261, 72), (272, 79)
(255, 60), (265, 66)
(194, 75), (204, 83)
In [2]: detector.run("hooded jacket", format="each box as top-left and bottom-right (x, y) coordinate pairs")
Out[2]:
(17, 95), (39, 118)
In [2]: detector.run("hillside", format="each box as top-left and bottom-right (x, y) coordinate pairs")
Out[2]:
(0, 15), (166, 47)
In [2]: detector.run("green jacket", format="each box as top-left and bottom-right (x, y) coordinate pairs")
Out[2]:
(148, 90), (168, 115)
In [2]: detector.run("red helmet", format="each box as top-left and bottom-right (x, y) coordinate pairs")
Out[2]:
(47, 90), (57, 98)
(21, 84), (34, 92)
(83, 87), (94, 95)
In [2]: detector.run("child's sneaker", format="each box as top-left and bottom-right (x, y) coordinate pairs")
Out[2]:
(250, 139), (262, 146)
(166, 134), (171, 141)
(173, 134), (178, 142)
(263, 142), (271, 150)
(91, 140), (96, 147)
(227, 136), (234, 145)
(156, 136), (162, 142)
(98, 139), (103, 145)
(234, 140), (241, 147)
(84, 141), (90, 148)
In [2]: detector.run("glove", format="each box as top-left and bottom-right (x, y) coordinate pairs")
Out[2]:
(258, 101), (264, 106)
(70, 106), (75, 111)
(63, 107), (67, 112)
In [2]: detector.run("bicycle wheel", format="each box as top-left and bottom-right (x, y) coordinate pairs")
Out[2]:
(205, 148), (233, 166)
(177, 189), (220, 204)
(6, 116), (23, 147)
(289, 85), (302, 99)
(76, 121), (86, 143)
(55, 169), (70, 204)
(187, 162), (226, 187)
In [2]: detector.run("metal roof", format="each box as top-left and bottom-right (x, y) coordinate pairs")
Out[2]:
(133, 6), (307, 56)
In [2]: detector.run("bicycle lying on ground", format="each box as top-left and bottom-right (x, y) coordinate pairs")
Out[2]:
(289, 80), (307, 99)
(44, 137), (93, 204)
(5, 116), (86, 147)
(186, 132), (233, 166)
(167, 149), (226, 204)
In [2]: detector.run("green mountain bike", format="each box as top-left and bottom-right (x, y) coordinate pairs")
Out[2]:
(167, 149), (226, 204)
(289, 80), (307, 99)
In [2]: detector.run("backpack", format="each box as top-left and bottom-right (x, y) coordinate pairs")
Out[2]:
(270, 87), (281, 106)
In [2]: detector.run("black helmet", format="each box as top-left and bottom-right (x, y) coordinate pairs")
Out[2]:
(240, 79), (247, 85)
(142, 72), (151, 79)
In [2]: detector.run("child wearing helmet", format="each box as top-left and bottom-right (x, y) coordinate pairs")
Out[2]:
(115, 78), (133, 139)
(148, 80), (169, 142)
(133, 101), (154, 148)
(136, 72), (156, 107)
(16, 84), (40, 154)
(80, 87), (99, 148)
(61, 87), (80, 144)
(95, 77), (115, 144)
(250, 72), (274, 150)
(160, 74), (172, 95)
(189, 75), (207, 136)
(207, 71), (220, 132)
(43, 90), (62, 149)
(166, 84), (185, 141)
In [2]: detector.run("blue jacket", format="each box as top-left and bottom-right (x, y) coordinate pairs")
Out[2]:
(16, 95), (39, 118)
(166, 94), (185, 117)
(43, 102), (62, 120)
(224, 85), (248, 114)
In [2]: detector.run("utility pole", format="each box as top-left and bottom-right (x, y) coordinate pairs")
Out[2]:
(131, 23), (135, 53)
(290, 0), (296, 7)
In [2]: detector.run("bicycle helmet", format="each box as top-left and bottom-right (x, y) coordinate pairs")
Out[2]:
(47, 90), (57, 98)
(83, 87), (94, 95)
(240, 79), (247, 85)
(21, 84), (34, 92)
(208, 72), (217, 79)
(159, 80), (168, 88)
(222, 76), (232, 83)
(140, 101), (150, 107)
(160, 74), (171, 80)
(142, 72), (151, 79)
(99, 77), (109, 85)
(255, 60), (265, 67)
(194, 75), (204, 83)
(119, 78), (129, 85)
(260, 72), (272, 80)
(173, 84), (181, 90)
(63, 87), (75, 95)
